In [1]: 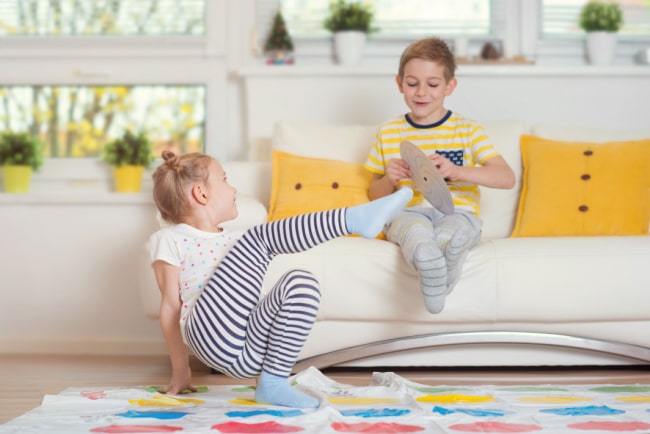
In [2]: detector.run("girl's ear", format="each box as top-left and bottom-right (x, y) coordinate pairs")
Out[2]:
(191, 184), (208, 205)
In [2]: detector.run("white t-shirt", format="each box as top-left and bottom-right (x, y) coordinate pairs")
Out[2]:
(149, 224), (244, 340)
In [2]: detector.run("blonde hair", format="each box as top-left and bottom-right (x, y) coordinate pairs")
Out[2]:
(152, 150), (214, 224)
(398, 37), (456, 83)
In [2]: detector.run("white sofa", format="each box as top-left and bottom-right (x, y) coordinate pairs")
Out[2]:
(141, 120), (650, 369)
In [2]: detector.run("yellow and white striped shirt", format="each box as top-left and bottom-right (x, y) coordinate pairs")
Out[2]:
(364, 111), (501, 216)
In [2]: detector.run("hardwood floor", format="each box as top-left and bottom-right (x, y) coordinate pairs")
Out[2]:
(1, 354), (649, 425)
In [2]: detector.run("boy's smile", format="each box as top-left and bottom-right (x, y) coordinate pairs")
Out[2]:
(396, 58), (456, 126)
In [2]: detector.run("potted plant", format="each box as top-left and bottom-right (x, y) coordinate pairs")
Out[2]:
(102, 130), (154, 193)
(264, 9), (295, 65)
(0, 131), (43, 193)
(323, 0), (376, 66)
(579, 1), (623, 65)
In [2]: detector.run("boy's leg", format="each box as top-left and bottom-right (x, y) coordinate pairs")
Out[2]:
(385, 210), (448, 314)
(435, 213), (481, 292)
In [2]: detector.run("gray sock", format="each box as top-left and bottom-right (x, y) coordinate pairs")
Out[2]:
(445, 229), (473, 293)
(414, 242), (448, 314)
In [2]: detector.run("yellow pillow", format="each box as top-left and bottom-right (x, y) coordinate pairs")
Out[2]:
(268, 150), (373, 222)
(511, 135), (650, 237)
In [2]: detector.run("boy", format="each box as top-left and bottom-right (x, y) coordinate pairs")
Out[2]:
(364, 37), (515, 314)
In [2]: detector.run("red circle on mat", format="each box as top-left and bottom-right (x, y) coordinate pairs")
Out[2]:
(568, 421), (650, 431)
(448, 421), (542, 433)
(331, 422), (425, 433)
(212, 421), (304, 433)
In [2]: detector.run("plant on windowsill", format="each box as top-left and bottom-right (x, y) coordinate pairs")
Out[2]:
(323, 0), (376, 66)
(0, 131), (43, 193)
(579, 1), (623, 65)
(102, 130), (154, 193)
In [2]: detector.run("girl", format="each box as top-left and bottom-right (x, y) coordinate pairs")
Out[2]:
(149, 151), (412, 408)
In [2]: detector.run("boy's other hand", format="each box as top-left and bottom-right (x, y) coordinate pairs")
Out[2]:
(386, 158), (412, 186)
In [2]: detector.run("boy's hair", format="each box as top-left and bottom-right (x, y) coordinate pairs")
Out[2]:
(152, 150), (214, 224)
(398, 37), (456, 83)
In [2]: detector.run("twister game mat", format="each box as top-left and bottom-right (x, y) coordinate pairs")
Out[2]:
(2, 367), (650, 433)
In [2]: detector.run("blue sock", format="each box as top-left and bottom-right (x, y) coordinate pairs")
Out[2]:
(255, 371), (319, 408)
(346, 188), (413, 238)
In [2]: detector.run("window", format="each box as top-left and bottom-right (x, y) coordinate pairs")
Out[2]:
(0, 0), (212, 166)
(542, 0), (650, 38)
(275, 0), (492, 37)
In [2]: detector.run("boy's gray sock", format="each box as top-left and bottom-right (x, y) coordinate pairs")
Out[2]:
(445, 229), (473, 292)
(414, 242), (448, 314)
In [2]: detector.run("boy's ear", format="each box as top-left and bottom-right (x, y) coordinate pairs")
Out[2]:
(445, 77), (458, 96)
(191, 184), (208, 205)
(395, 74), (404, 93)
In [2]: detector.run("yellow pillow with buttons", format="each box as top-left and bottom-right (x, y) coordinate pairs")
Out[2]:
(268, 150), (373, 222)
(511, 135), (650, 237)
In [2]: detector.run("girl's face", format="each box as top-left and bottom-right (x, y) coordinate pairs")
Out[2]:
(396, 58), (456, 125)
(205, 159), (238, 225)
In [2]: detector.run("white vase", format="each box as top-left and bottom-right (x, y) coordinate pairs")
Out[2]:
(333, 31), (366, 66)
(585, 31), (617, 65)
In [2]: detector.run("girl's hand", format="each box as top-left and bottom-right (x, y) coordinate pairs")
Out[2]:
(386, 158), (412, 186)
(430, 153), (460, 181)
(159, 368), (197, 395)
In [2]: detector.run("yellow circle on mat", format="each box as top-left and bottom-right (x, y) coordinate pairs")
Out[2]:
(228, 398), (266, 406)
(616, 396), (650, 403)
(517, 396), (592, 404)
(416, 394), (494, 404)
(328, 397), (400, 405)
(129, 395), (205, 406)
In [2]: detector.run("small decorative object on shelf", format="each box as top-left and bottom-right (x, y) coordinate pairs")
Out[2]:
(102, 130), (154, 193)
(324, 0), (376, 66)
(0, 131), (43, 193)
(579, 1), (623, 65)
(264, 9), (294, 65)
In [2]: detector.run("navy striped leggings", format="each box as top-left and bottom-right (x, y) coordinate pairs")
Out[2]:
(184, 209), (348, 379)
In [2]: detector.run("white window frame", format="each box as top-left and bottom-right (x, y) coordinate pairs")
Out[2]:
(0, 0), (228, 187)
(254, 0), (648, 65)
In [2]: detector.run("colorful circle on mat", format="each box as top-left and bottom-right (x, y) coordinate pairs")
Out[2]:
(331, 421), (425, 433)
(517, 396), (592, 404)
(615, 395), (650, 403)
(228, 397), (266, 406)
(433, 406), (510, 417)
(117, 410), (190, 419)
(90, 425), (183, 433)
(417, 394), (494, 404)
(328, 397), (400, 405)
(339, 408), (411, 418)
(212, 421), (304, 433)
(590, 386), (650, 393)
(231, 386), (256, 392)
(225, 409), (304, 418)
(448, 421), (542, 432)
(129, 395), (204, 406)
(567, 421), (650, 431)
(540, 405), (624, 416)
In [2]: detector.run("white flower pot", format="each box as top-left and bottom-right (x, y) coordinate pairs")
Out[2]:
(586, 31), (617, 65)
(333, 31), (366, 66)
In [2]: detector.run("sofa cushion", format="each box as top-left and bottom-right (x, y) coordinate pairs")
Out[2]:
(267, 150), (372, 221)
(511, 135), (650, 237)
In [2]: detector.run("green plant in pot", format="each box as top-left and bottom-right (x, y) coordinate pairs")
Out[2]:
(102, 130), (154, 193)
(324, 0), (376, 65)
(0, 131), (43, 193)
(579, 1), (623, 65)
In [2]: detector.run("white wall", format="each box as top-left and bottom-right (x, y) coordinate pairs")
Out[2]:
(1, 1), (649, 356)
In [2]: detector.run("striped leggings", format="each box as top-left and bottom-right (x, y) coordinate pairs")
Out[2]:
(184, 209), (349, 379)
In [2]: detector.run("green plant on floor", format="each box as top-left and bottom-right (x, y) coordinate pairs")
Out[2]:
(323, 0), (376, 33)
(579, 1), (623, 32)
(0, 131), (43, 170)
(102, 130), (154, 168)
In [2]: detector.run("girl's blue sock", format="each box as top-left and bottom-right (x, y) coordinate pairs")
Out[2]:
(255, 371), (319, 408)
(346, 188), (413, 238)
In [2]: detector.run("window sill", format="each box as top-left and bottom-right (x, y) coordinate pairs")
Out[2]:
(237, 64), (650, 78)
(0, 191), (153, 205)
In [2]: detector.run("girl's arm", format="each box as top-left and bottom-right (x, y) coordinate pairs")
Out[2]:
(152, 260), (197, 395)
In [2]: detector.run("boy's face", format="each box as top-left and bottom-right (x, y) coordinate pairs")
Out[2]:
(396, 58), (456, 125)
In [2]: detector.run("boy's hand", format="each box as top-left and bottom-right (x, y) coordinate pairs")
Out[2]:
(429, 153), (460, 181)
(386, 158), (412, 186)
